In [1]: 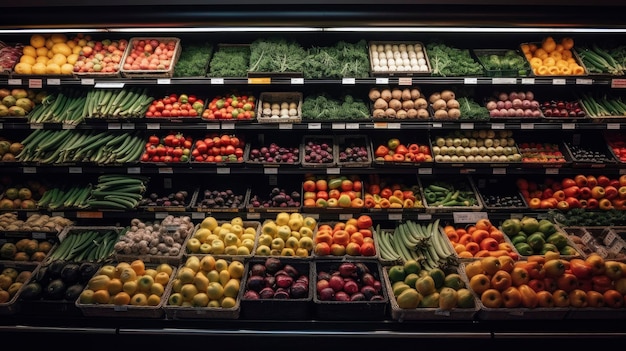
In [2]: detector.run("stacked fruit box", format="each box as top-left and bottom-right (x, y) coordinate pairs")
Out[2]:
(186, 219), (261, 263)
(419, 176), (484, 213)
(120, 37), (182, 78)
(256, 92), (302, 124)
(0, 262), (40, 315)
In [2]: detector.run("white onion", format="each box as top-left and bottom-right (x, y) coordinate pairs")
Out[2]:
(410, 58), (418, 66)
(384, 44), (392, 51)
(416, 51), (424, 59)
(371, 51), (378, 59)
(380, 58), (387, 66)
(399, 44), (407, 51)
(387, 58), (395, 66)
(378, 52), (386, 59)
(411, 65), (420, 71)
(385, 50), (393, 58)
(373, 65), (382, 71)
(372, 58), (380, 66)
(408, 51), (417, 59)
(407, 44), (414, 51)
(402, 58), (410, 66)
(370, 44), (378, 52)
(392, 44), (399, 52)
(417, 58), (426, 66)
(415, 45), (423, 52)
(401, 51), (408, 59)
(377, 46), (384, 52)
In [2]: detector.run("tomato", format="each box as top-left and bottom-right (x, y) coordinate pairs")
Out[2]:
(148, 135), (159, 144)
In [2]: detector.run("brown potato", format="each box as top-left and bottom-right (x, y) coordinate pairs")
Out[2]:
(374, 98), (388, 110)
(380, 89), (392, 102)
(368, 88), (381, 101)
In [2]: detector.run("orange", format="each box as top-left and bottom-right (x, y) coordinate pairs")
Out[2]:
(561, 37), (575, 50)
(92, 289), (111, 304)
(130, 260), (146, 276)
(541, 37), (556, 53)
(147, 294), (161, 306)
(107, 278), (123, 295)
(112, 291), (131, 305)
(154, 271), (171, 285)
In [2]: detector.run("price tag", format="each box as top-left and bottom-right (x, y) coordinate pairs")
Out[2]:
(248, 77), (271, 84)
(609, 241), (624, 255)
(146, 123), (160, 130)
(552, 78), (566, 85)
(108, 123), (121, 130)
(28, 79), (42, 89)
(127, 167), (140, 174)
(69, 167), (82, 174)
(434, 310), (451, 317)
(418, 168), (432, 175)
(460, 123), (474, 130)
(155, 212), (168, 219)
(492, 168), (506, 175)
(611, 78), (626, 88)
(219, 122), (234, 130)
(545, 168), (560, 175)
(510, 213), (523, 219)
(95, 82), (124, 88)
(374, 122), (387, 129)
(388, 213), (402, 221)
(398, 77), (412, 86)
(158, 167), (174, 174)
(576, 78), (593, 85)
(308, 123), (321, 130)
(51, 212), (64, 217)
(492, 78), (517, 85)
(290, 77), (304, 85)
(332, 123), (345, 130)
(459, 168), (476, 174)
(76, 211), (103, 219)
(453, 211), (488, 224)
(30, 123), (43, 129)
(342, 77), (356, 85)
(81, 78), (95, 85)
(464, 77), (478, 85)
(339, 214), (353, 221)
(8, 79), (21, 85)
(32, 232), (47, 240)
(122, 123), (134, 130)
(521, 78), (535, 85)
(157, 78), (171, 85)
(387, 123), (401, 129)
(278, 124), (293, 130)
(491, 123), (505, 129)
(264, 167), (278, 175)
(521, 123), (534, 129)
(192, 212), (205, 220)
(23, 167), (36, 174)
(562, 123), (576, 130)
(375, 78), (389, 84)
(247, 213), (261, 220)
(210, 78), (224, 85)
(326, 168), (340, 174)
(46, 78), (61, 86)
(217, 168), (230, 174)
(418, 214), (432, 220)
(607, 123), (620, 130)
(580, 232), (594, 245)
(346, 123), (359, 129)
(62, 123), (77, 130)
(432, 122), (442, 128)
(602, 231), (618, 246)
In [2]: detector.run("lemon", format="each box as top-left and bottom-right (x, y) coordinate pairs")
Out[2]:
(35, 46), (48, 58)
(61, 63), (74, 75)
(22, 45), (37, 58)
(45, 38), (55, 50)
(67, 40), (77, 48)
(51, 53), (67, 66)
(52, 43), (72, 57)
(13, 62), (32, 75)
(47, 50), (54, 59)
(72, 45), (82, 55)
(50, 34), (68, 44)
(19, 55), (36, 65)
(201, 216), (218, 231)
(206, 281), (224, 300)
(66, 53), (78, 65)
(214, 259), (229, 272)
(35, 56), (49, 64)
(30, 34), (46, 49)
(227, 260), (244, 279)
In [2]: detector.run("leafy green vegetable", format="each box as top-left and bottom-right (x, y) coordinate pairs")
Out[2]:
(476, 50), (529, 76)
(248, 38), (307, 73)
(304, 40), (370, 79)
(208, 45), (250, 77)
(173, 42), (213, 77)
(302, 93), (370, 120)
(458, 96), (489, 121)
(548, 208), (626, 226)
(426, 42), (484, 77)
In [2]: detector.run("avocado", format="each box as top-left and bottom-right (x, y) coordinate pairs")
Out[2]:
(20, 282), (42, 300)
(47, 260), (66, 279)
(44, 279), (66, 300)
(64, 283), (85, 301)
(60, 263), (80, 285)
(78, 262), (100, 283)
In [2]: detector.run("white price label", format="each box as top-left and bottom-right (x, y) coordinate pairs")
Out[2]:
(158, 168), (174, 174)
(157, 78), (171, 85)
(221, 122), (235, 130)
(155, 212), (168, 219)
(127, 167), (140, 174)
(95, 82), (124, 88)
(216, 168), (230, 174)
(263, 167), (278, 175)
(108, 123), (121, 129)
(210, 78), (224, 85)
(432, 123), (442, 128)
(418, 168), (432, 175)
(434, 310), (451, 317)
(492, 78), (517, 85)
(552, 78), (566, 85)
(492, 168), (506, 175)
(192, 212), (205, 220)
(146, 123), (160, 130)
(398, 77), (412, 86)
(346, 123), (359, 129)
(51, 212), (65, 218)
(374, 122), (387, 129)
(464, 77), (478, 85)
(387, 123), (401, 129)
(576, 78), (593, 85)
(418, 214), (432, 221)
(279, 124), (293, 130)
(69, 167), (82, 174)
(332, 123), (345, 130)
(342, 78), (356, 85)
(453, 211), (488, 223)
(8, 79), (21, 85)
(46, 78), (61, 86)
(375, 78), (389, 84)
(388, 213), (402, 221)
(545, 168), (559, 175)
(81, 78), (95, 85)
(28, 79), (42, 89)
(32, 232), (47, 240)
(339, 214), (353, 221)
(607, 123), (620, 130)
(521, 123), (534, 129)
(247, 213), (261, 220)
(122, 123), (134, 130)
(562, 123), (575, 130)
(30, 123), (43, 129)
(326, 168), (341, 174)
(23, 167), (36, 174)
(460, 123), (474, 129)
(62, 123), (76, 130)
(521, 78), (535, 85)
(290, 78), (304, 85)
(491, 123), (505, 129)
(308, 123), (322, 130)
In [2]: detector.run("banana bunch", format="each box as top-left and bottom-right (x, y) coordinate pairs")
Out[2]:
(84, 175), (148, 210)
(375, 219), (457, 270)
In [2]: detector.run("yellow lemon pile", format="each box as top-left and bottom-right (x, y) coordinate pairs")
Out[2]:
(14, 34), (80, 75)
(521, 37), (586, 76)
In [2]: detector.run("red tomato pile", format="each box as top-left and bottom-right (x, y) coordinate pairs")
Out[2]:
(146, 93), (204, 118)
(191, 133), (245, 163)
(202, 94), (256, 120)
(141, 132), (193, 163)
